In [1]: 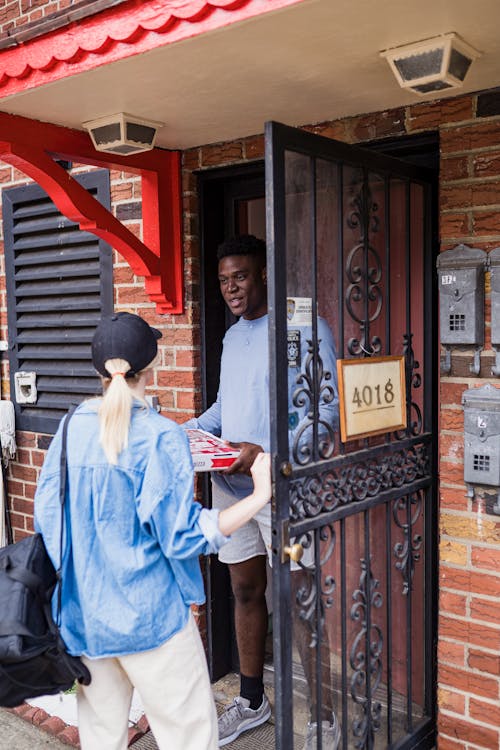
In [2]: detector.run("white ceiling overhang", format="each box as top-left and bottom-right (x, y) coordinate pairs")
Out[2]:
(0, 0), (499, 150)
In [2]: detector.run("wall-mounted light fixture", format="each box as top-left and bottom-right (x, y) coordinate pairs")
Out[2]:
(380, 32), (480, 96)
(83, 113), (164, 155)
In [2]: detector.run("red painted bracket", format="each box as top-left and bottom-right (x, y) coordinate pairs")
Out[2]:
(0, 112), (183, 314)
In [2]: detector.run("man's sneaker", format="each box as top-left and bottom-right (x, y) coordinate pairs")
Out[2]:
(304, 712), (341, 750)
(218, 695), (271, 747)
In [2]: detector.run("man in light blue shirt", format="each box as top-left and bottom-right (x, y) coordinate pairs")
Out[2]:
(186, 235), (339, 748)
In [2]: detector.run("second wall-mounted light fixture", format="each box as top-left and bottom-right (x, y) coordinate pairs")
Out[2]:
(381, 32), (480, 96)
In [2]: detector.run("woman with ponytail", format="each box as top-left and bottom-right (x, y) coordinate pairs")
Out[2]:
(34, 312), (272, 750)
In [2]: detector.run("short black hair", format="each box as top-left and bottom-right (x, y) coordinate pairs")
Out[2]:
(216, 234), (266, 264)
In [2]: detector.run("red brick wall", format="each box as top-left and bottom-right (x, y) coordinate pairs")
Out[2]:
(435, 108), (500, 750)
(181, 92), (500, 749)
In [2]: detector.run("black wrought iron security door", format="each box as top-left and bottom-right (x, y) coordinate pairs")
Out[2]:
(265, 122), (437, 750)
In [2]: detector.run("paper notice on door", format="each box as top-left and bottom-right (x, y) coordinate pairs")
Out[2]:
(286, 297), (312, 326)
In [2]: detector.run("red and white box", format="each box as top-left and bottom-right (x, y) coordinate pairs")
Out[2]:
(186, 428), (240, 472)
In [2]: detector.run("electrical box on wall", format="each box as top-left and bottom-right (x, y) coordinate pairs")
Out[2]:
(462, 383), (500, 514)
(14, 371), (37, 404)
(436, 244), (487, 375)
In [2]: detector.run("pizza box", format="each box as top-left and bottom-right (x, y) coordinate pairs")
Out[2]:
(186, 428), (240, 472)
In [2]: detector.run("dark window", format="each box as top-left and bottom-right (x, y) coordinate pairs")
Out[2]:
(3, 170), (113, 434)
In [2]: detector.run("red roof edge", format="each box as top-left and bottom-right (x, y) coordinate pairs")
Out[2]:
(0, 0), (305, 98)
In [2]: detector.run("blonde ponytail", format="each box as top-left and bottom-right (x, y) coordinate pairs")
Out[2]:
(98, 358), (138, 464)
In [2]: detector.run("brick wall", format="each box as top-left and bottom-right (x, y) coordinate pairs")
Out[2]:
(181, 90), (500, 749)
(434, 102), (500, 750)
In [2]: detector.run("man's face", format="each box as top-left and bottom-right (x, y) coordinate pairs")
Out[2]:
(218, 254), (267, 320)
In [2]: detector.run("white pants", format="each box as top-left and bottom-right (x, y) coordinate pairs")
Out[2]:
(77, 613), (218, 750)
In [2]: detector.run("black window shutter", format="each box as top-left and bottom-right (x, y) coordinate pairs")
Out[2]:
(2, 170), (113, 434)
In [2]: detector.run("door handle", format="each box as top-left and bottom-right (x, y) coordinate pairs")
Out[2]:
(283, 543), (303, 563)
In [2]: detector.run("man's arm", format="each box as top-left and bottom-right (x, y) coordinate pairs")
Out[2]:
(183, 390), (222, 436)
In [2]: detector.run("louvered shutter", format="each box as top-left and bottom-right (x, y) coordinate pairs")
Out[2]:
(3, 170), (113, 434)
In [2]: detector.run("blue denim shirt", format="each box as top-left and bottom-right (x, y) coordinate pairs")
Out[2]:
(34, 400), (228, 659)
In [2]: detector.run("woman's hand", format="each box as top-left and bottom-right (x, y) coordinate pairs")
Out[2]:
(250, 452), (272, 503)
(217, 453), (272, 537)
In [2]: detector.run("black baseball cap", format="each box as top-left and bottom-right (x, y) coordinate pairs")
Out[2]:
(91, 312), (162, 377)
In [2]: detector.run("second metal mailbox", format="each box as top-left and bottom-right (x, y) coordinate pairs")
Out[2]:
(462, 383), (500, 488)
(488, 246), (500, 347)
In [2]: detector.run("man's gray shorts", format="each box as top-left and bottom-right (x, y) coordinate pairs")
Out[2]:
(211, 478), (272, 565)
(211, 477), (309, 571)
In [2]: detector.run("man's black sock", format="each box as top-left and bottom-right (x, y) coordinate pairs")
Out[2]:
(240, 674), (264, 710)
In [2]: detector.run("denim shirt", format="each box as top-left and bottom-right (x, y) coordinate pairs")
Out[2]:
(34, 400), (228, 659)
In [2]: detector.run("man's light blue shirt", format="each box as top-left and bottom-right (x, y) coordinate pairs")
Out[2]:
(186, 313), (338, 499)
(35, 400), (227, 658)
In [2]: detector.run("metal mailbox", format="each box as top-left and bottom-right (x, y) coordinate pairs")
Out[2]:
(436, 245), (487, 374)
(488, 246), (500, 375)
(462, 383), (500, 514)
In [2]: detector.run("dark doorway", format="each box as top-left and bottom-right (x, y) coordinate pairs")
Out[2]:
(198, 163), (265, 679)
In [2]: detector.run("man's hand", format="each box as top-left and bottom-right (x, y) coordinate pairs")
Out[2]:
(223, 441), (264, 475)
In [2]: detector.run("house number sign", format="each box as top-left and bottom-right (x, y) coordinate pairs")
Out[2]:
(336, 355), (407, 442)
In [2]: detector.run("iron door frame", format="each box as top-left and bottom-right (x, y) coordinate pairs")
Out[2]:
(265, 120), (438, 750)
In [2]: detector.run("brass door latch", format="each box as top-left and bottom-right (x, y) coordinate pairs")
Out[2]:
(281, 519), (303, 564)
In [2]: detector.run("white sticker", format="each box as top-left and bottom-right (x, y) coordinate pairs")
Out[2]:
(477, 416), (487, 429)
(441, 274), (456, 285)
(287, 297), (312, 326)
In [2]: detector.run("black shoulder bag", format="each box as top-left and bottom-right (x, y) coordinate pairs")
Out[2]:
(0, 407), (91, 707)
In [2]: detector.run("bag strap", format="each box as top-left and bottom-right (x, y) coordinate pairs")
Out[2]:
(55, 405), (77, 627)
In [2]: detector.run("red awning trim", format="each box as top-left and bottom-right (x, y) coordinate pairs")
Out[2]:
(0, 112), (183, 314)
(0, 0), (302, 97)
